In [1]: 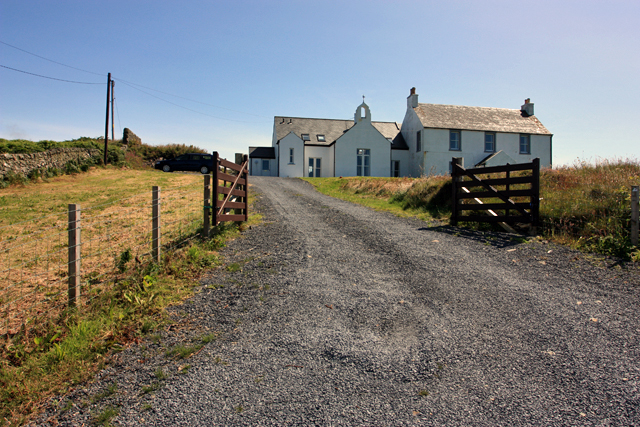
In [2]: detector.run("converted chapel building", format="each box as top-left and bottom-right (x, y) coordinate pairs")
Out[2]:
(249, 88), (552, 177)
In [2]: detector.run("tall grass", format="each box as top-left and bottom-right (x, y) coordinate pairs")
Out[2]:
(305, 158), (640, 260)
(540, 158), (640, 260)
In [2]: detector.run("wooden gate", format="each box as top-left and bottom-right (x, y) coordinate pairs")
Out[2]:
(451, 157), (540, 227)
(204, 152), (248, 233)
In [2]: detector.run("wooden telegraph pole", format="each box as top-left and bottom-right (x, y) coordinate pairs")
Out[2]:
(104, 72), (111, 165)
(111, 80), (115, 141)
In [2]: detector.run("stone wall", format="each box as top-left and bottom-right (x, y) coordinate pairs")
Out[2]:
(0, 147), (102, 179)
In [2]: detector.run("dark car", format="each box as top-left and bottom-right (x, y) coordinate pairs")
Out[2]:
(154, 153), (213, 174)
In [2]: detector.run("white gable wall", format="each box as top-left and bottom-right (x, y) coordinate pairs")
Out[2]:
(400, 107), (424, 177)
(334, 121), (391, 177)
(278, 133), (305, 177)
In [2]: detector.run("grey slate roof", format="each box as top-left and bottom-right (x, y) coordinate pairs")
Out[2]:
(249, 146), (275, 159)
(274, 116), (404, 146)
(414, 103), (551, 135)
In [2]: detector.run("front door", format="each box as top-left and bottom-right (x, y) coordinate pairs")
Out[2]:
(308, 158), (321, 177)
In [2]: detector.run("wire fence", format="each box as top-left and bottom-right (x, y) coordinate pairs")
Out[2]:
(0, 180), (202, 339)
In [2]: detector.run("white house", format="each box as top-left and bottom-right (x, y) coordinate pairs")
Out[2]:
(250, 102), (408, 177)
(400, 88), (552, 176)
(249, 88), (552, 177)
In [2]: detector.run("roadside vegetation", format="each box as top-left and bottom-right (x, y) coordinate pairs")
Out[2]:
(304, 158), (640, 261)
(0, 165), (257, 425)
(0, 136), (207, 188)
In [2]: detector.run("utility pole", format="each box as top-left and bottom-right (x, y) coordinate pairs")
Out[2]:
(104, 72), (111, 165)
(111, 80), (115, 141)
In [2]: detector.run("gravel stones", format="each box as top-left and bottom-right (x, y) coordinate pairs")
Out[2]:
(34, 177), (640, 426)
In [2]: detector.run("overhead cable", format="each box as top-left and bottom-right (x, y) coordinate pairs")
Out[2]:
(0, 64), (104, 84)
(0, 40), (104, 76)
(117, 80), (260, 123)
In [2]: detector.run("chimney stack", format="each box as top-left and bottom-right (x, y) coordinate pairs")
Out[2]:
(521, 98), (534, 116)
(407, 87), (419, 109)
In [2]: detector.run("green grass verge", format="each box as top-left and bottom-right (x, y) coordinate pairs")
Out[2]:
(303, 159), (640, 261)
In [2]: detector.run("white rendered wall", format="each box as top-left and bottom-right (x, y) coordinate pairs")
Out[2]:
(278, 133), (305, 177)
(400, 108), (425, 177)
(422, 129), (552, 176)
(334, 122), (391, 177)
(391, 149), (410, 177)
(305, 145), (334, 177)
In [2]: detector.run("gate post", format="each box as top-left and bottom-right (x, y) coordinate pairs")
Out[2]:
(451, 157), (462, 226)
(531, 158), (541, 234)
(152, 186), (161, 263)
(203, 174), (211, 238)
(632, 185), (639, 247)
(243, 154), (249, 222)
(68, 204), (81, 307)
(212, 152), (219, 226)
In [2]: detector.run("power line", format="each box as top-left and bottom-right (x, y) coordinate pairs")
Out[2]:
(117, 80), (261, 123)
(0, 40), (104, 76)
(0, 64), (104, 84)
(115, 78), (270, 119)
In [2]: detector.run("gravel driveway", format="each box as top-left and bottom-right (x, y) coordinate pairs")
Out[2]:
(36, 177), (640, 426)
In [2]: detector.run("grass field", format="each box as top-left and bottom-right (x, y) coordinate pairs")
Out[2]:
(304, 159), (640, 261)
(0, 166), (253, 426)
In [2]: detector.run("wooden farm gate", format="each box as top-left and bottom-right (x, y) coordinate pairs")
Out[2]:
(451, 157), (540, 228)
(204, 152), (248, 235)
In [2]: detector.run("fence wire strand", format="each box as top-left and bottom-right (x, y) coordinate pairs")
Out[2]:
(1, 178), (203, 338)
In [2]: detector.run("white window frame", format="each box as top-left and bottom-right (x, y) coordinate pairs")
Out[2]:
(450, 130), (461, 151)
(485, 132), (496, 153)
(357, 148), (370, 176)
(520, 134), (531, 154)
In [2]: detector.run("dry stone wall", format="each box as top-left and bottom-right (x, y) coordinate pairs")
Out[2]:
(0, 147), (102, 179)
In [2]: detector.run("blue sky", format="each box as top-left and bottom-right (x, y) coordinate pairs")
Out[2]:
(1, 0), (638, 165)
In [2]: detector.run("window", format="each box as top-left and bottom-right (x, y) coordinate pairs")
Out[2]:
(391, 160), (400, 177)
(301, 134), (310, 141)
(357, 149), (370, 176)
(449, 130), (461, 151)
(416, 131), (422, 152)
(262, 160), (270, 171)
(520, 134), (530, 154)
(308, 158), (321, 177)
(485, 132), (496, 152)
(317, 135), (326, 142)
(289, 148), (294, 164)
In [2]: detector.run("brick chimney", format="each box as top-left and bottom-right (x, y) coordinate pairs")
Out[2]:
(407, 87), (419, 109)
(521, 98), (534, 116)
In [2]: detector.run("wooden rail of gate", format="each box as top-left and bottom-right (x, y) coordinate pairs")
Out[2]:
(204, 152), (248, 233)
(451, 157), (540, 228)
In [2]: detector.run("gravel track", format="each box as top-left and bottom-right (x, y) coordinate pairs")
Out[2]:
(35, 177), (640, 426)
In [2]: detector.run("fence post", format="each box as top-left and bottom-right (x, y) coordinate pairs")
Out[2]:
(450, 157), (462, 226)
(203, 174), (211, 238)
(243, 154), (249, 222)
(632, 185), (639, 247)
(68, 204), (81, 307)
(212, 152), (219, 226)
(152, 186), (161, 263)
(531, 158), (541, 234)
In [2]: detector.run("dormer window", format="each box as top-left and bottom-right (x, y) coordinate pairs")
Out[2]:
(317, 135), (326, 142)
(301, 134), (310, 141)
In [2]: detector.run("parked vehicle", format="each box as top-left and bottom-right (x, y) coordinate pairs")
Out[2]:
(154, 153), (213, 174)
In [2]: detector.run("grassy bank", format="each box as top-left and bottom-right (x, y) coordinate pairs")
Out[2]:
(304, 159), (640, 261)
(0, 167), (258, 426)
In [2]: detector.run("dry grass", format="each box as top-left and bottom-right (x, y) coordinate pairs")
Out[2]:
(0, 167), (203, 338)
